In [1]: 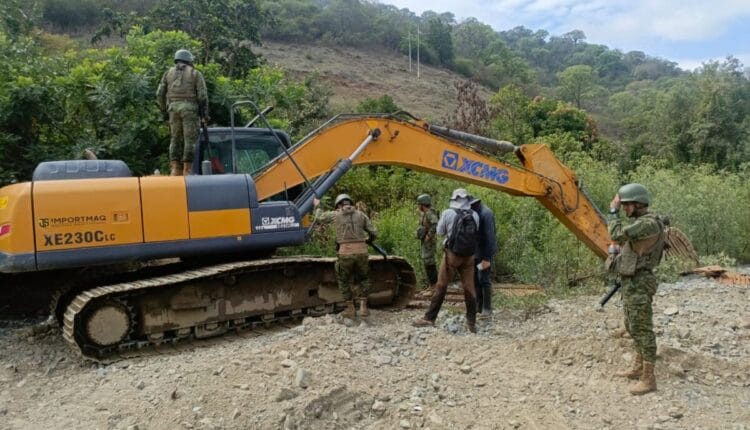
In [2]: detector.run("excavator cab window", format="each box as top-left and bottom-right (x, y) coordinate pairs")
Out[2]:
(196, 128), (292, 176)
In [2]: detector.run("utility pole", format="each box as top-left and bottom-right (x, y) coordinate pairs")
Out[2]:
(417, 24), (420, 79)
(408, 30), (412, 72)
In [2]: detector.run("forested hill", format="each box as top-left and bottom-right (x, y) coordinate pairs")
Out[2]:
(25, 0), (750, 171)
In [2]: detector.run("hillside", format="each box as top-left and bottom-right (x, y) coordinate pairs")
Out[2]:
(256, 41), (493, 121)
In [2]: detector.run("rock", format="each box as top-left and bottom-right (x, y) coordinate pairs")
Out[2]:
(668, 408), (683, 419)
(657, 415), (671, 423)
(295, 368), (311, 389)
(280, 359), (297, 368)
(428, 411), (444, 425)
(336, 349), (350, 359)
(213, 366), (224, 376)
(668, 364), (686, 378)
(374, 354), (392, 366)
(275, 388), (298, 402)
(561, 358), (574, 366)
(135, 380), (146, 390)
(371, 400), (386, 415)
(739, 319), (750, 330)
(509, 419), (521, 428)
(459, 365), (472, 374)
(232, 408), (241, 420)
(663, 307), (679, 316)
(399, 419), (411, 428)
(677, 328), (691, 339)
(126, 425), (139, 430)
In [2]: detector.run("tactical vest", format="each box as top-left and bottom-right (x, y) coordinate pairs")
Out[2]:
(421, 208), (438, 227)
(166, 64), (198, 102)
(617, 213), (666, 276)
(334, 206), (368, 244)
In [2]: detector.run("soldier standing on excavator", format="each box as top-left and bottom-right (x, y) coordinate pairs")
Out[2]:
(156, 49), (209, 176)
(313, 194), (377, 319)
(608, 183), (666, 395)
(416, 194), (439, 287)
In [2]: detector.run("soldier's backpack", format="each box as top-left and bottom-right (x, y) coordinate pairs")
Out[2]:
(446, 209), (478, 256)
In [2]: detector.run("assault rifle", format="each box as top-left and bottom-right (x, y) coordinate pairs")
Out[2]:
(367, 239), (388, 262)
(598, 278), (621, 310)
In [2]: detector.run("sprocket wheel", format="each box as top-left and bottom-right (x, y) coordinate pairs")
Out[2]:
(82, 301), (133, 347)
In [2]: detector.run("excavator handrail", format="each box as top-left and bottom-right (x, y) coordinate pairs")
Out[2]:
(252, 116), (609, 259)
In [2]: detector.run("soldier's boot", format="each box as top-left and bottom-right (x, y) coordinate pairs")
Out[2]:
(169, 161), (181, 176)
(358, 299), (369, 317)
(182, 162), (192, 176)
(340, 301), (356, 319)
(614, 352), (642, 379)
(629, 361), (657, 395)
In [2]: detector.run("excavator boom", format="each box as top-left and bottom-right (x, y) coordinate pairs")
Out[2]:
(254, 115), (609, 259)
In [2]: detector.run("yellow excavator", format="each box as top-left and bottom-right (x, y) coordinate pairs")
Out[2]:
(0, 102), (611, 359)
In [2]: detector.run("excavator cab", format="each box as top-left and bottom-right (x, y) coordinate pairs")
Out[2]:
(193, 127), (292, 176)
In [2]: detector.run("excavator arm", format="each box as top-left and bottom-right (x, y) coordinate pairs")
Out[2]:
(252, 115), (609, 259)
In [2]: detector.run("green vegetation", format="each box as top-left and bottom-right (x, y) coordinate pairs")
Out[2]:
(2, 0), (749, 293)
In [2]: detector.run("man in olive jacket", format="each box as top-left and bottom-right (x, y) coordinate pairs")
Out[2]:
(608, 183), (666, 395)
(156, 49), (209, 176)
(313, 194), (377, 319)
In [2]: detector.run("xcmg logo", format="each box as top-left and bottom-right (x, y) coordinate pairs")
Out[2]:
(441, 150), (509, 185)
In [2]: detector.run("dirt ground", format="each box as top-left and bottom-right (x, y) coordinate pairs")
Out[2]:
(1, 273), (749, 430)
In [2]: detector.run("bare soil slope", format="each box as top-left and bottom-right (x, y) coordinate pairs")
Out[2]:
(256, 41), (493, 121)
(1, 274), (749, 429)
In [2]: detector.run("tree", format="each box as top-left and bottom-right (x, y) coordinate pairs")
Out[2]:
(425, 16), (454, 66)
(149, 0), (268, 76)
(556, 65), (598, 108)
(356, 95), (399, 114)
(1, 0), (40, 39)
(444, 80), (489, 136)
(489, 84), (532, 144)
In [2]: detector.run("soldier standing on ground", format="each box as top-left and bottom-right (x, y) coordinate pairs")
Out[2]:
(313, 194), (377, 319)
(416, 194), (439, 287)
(470, 197), (497, 319)
(156, 49), (209, 176)
(608, 183), (666, 395)
(413, 188), (480, 333)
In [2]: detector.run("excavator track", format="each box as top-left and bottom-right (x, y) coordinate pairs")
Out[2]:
(61, 256), (416, 361)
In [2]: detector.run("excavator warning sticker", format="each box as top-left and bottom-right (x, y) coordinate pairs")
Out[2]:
(441, 150), (509, 184)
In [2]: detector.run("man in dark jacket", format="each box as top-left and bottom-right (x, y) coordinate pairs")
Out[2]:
(470, 197), (497, 318)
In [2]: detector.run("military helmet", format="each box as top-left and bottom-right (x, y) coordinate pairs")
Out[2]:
(334, 193), (353, 206)
(618, 183), (650, 205)
(174, 49), (194, 64)
(416, 194), (432, 205)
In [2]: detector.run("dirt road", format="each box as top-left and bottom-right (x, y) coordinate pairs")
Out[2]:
(1, 275), (748, 429)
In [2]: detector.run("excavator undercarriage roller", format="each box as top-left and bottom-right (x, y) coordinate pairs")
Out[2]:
(60, 256), (416, 360)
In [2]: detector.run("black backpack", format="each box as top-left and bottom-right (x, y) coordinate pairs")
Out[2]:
(446, 209), (478, 256)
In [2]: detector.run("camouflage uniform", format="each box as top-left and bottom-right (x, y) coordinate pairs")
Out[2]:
(315, 205), (377, 300)
(417, 207), (439, 284)
(156, 63), (208, 162)
(608, 212), (665, 363)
